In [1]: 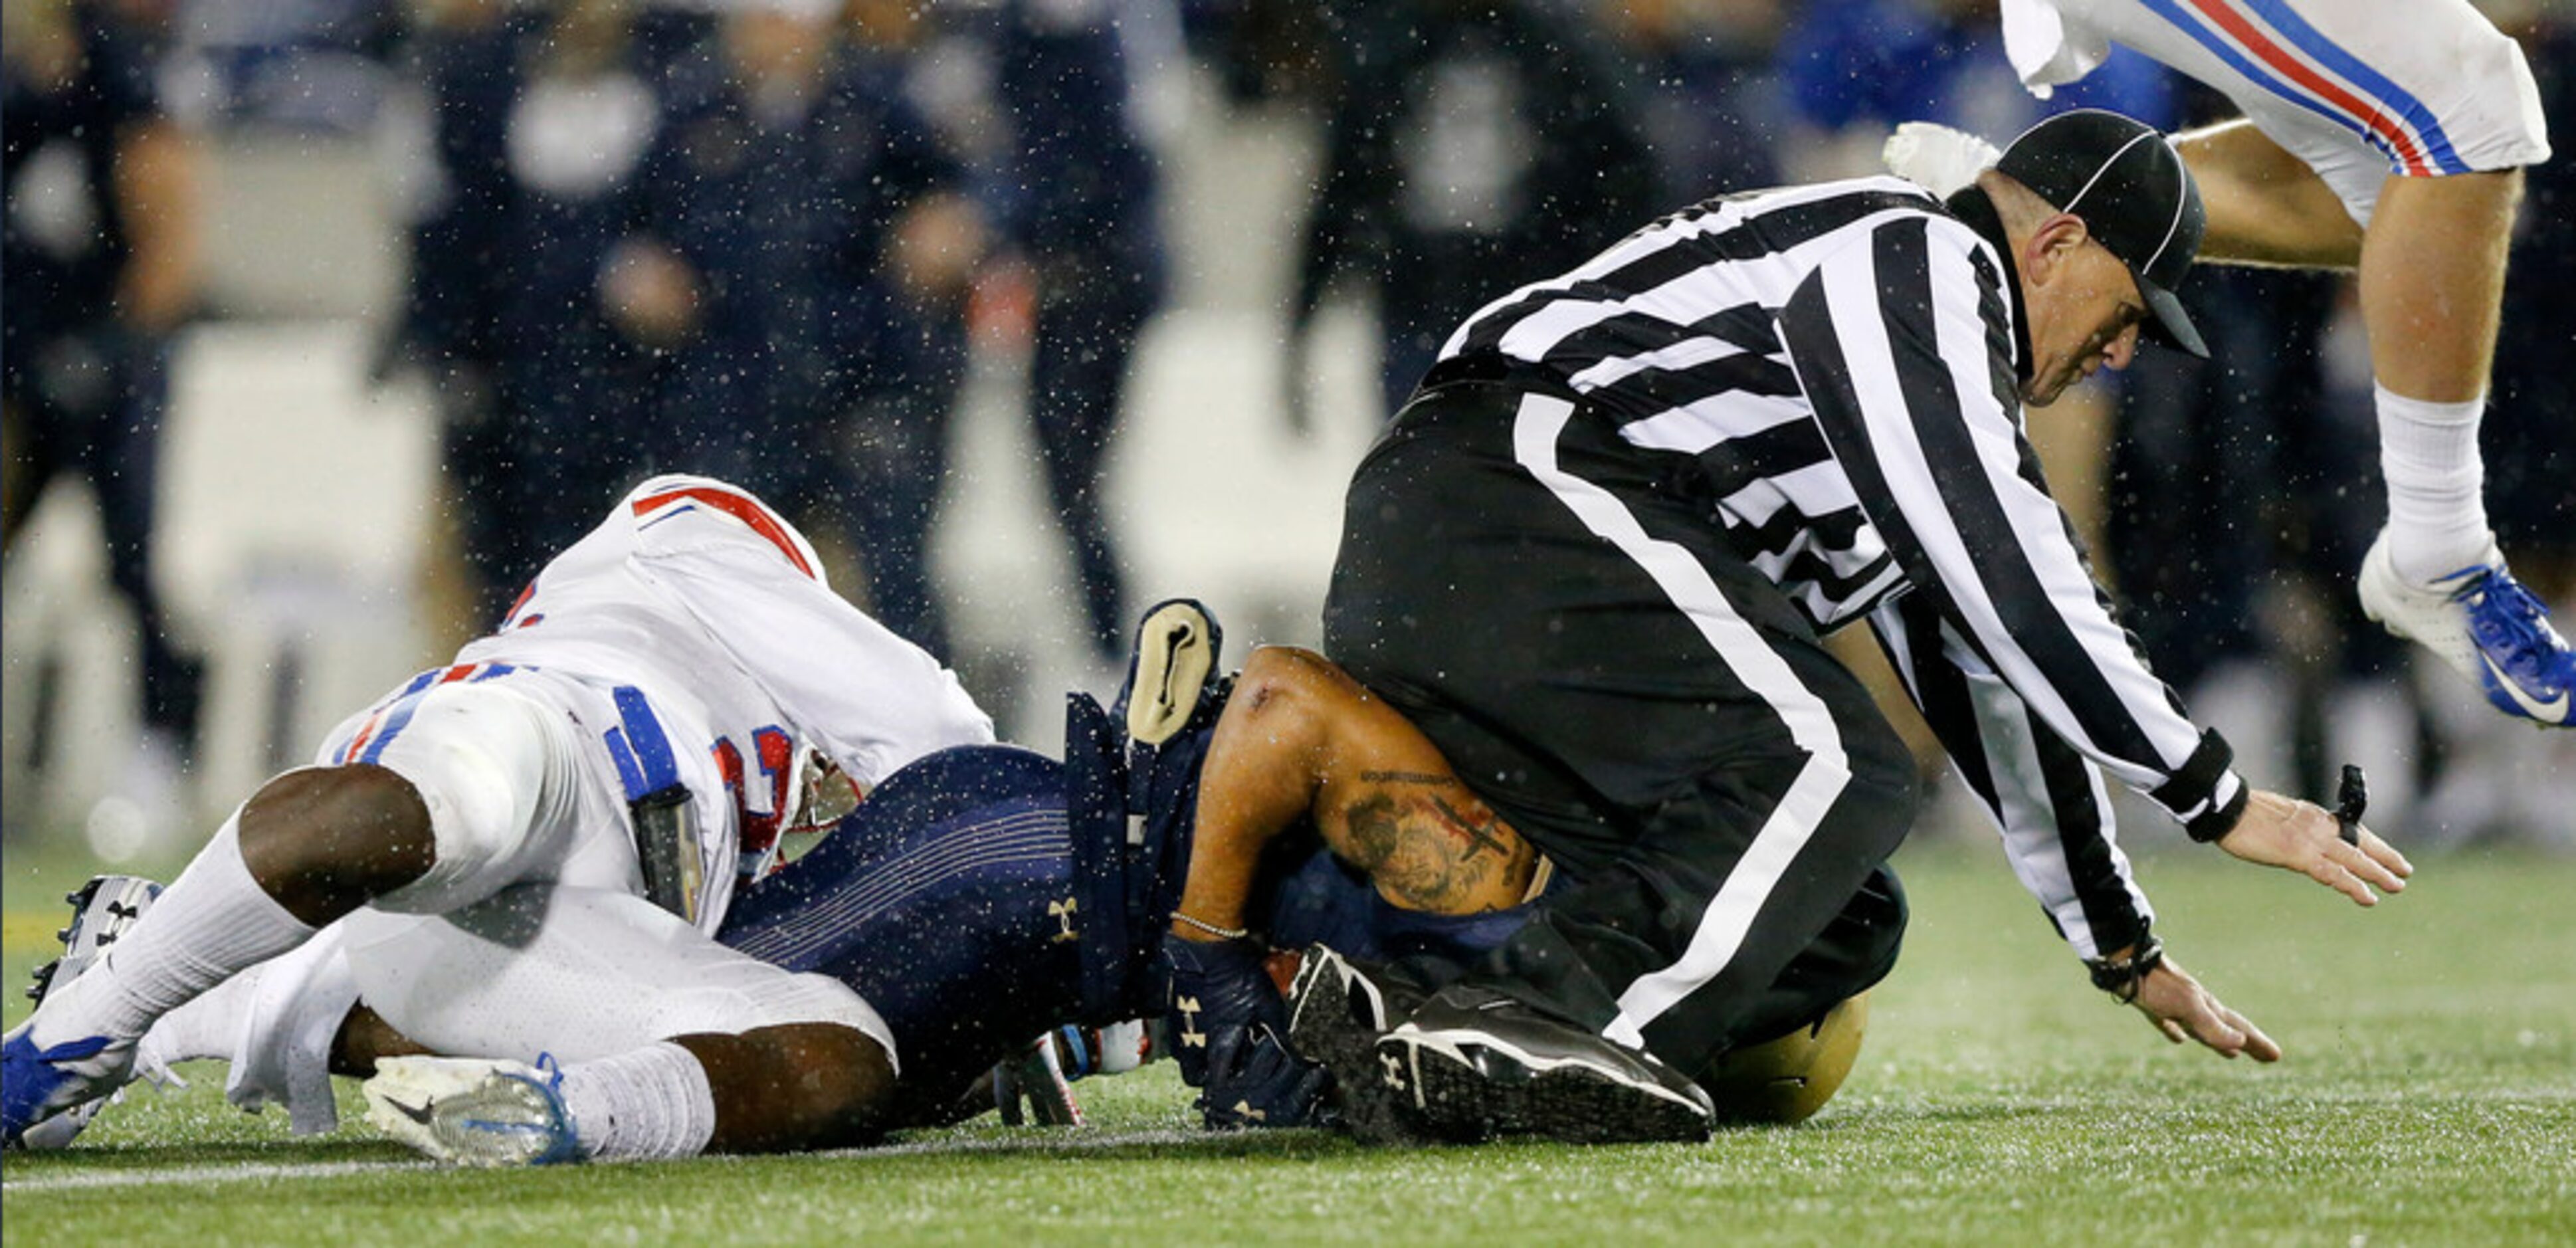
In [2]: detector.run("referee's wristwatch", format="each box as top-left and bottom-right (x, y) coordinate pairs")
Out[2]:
(2084, 934), (2165, 1004)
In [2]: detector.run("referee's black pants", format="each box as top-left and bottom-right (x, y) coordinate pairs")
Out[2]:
(1324, 383), (1918, 1083)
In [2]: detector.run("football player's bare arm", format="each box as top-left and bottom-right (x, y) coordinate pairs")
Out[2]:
(2170, 118), (2364, 269)
(1171, 646), (1537, 942)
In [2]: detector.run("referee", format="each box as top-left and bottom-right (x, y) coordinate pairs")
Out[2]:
(1317, 110), (2415, 1142)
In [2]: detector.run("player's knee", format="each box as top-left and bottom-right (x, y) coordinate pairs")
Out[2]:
(371, 688), (565, 914)
(236, 764), (436, 922)
(735, 1021), (901, 1150)
(795, 1023), (898, 1117)
(1698, 993), (1870, 1126)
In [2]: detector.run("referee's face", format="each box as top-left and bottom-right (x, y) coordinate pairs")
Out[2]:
(2020, 226), (2149, 407)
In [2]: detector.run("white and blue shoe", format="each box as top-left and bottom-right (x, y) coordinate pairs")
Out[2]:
(2362, 534), (2574, 728)
(363, 1053), (583, 1166)
(3, 1030), (141, 1150)
(3, 875), (163, 1149)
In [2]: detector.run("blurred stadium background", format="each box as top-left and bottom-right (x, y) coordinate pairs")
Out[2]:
(5, 0), (2569, 872)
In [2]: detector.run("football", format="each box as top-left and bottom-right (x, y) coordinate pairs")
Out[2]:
(1700, 993), (1870, 1125)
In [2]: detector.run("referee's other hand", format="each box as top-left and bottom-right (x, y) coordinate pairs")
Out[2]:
(2217, 789), (2415, 906)
(2132, 956), (2283, 1063)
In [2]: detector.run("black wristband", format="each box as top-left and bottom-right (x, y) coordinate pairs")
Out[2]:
(2085, 933), (2166, 1004)
(2156, 729), (2238, 839)
(2184, 779), (2250, 844)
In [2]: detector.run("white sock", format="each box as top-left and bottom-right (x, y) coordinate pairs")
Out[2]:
(136, 964), (266, 1071)
(2375, 383), (2494, 584)
(553, 1042), (719, 1161)
(29, 817), (315, 1049)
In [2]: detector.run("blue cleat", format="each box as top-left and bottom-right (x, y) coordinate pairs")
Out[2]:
(4, 875), (161, 1149)
(3, 1029), (139, 1149)
(2362, 535), (2573, 728)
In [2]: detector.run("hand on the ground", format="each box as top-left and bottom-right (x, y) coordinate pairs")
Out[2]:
(1198, 1024), (1328, 1130)
(2218, 788), (2413, 906)
(1159, 932), (1326, 1128)
(2131, 956), (2281, 1062)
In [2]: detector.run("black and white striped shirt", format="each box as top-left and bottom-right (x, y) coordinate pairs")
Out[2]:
(1432, 174), (2244, 958)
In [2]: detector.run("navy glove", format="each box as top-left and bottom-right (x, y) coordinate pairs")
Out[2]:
(1161, 932), (1280, 1089)
(1160, 932), (1324, 1128)
(1199, 1023), (1330, 1130)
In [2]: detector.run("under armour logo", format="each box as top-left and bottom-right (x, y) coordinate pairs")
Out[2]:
(1046, 897), (1079, 943)
(1379, 1051), (1407, 1090)
(1177, 995), (1207, 1049)
(1231, 1100), (1266, 1122)
(99, 900), (141, 946)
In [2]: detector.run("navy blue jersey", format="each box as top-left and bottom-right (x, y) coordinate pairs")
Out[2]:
(718, 746), (1092, 1098)
(714, 685), (1538, 1098)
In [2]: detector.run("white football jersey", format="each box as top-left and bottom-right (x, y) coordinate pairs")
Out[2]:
(334, 475), (994, 930)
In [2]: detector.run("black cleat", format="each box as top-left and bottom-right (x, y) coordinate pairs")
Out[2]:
(1286, 945), (1438, 1146)
(1374, 984), (1714, 1146)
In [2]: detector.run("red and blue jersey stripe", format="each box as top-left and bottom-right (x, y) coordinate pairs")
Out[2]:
(630, 482), (817, 580)
(2139, 0), (2468, 176)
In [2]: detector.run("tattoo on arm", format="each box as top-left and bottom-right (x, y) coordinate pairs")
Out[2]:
(1357, 770), (1458, 787)
(1427, 795), (1509, 861)
(1337, 792), (1500, 913)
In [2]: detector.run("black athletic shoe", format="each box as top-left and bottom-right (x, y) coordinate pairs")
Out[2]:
(1286, 945), (1438, 1146)
(1373, 984), (1715, 1145)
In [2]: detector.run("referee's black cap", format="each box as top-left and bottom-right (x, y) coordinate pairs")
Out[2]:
(1996, 108), (2209, 359)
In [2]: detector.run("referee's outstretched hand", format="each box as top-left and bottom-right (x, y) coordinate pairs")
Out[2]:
(2216, 788), (2414, 906)
(2131, 956), (2282, 1062)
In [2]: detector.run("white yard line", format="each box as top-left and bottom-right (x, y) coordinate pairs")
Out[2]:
(1, 1128), (1246, 1192)
(2, 1159), (434, 1192)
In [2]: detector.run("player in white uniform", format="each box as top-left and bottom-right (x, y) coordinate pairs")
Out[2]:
(1894, 0), (2572, 726)
(2, 475), (996, 1162)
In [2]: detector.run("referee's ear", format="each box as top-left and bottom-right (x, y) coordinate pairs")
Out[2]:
(2021, 212), (2094, 286)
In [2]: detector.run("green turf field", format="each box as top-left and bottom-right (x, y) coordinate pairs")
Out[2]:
(3, 843), (2570, 1247)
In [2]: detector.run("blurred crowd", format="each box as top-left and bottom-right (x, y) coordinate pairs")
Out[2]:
(7, 0), (2571, 847)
